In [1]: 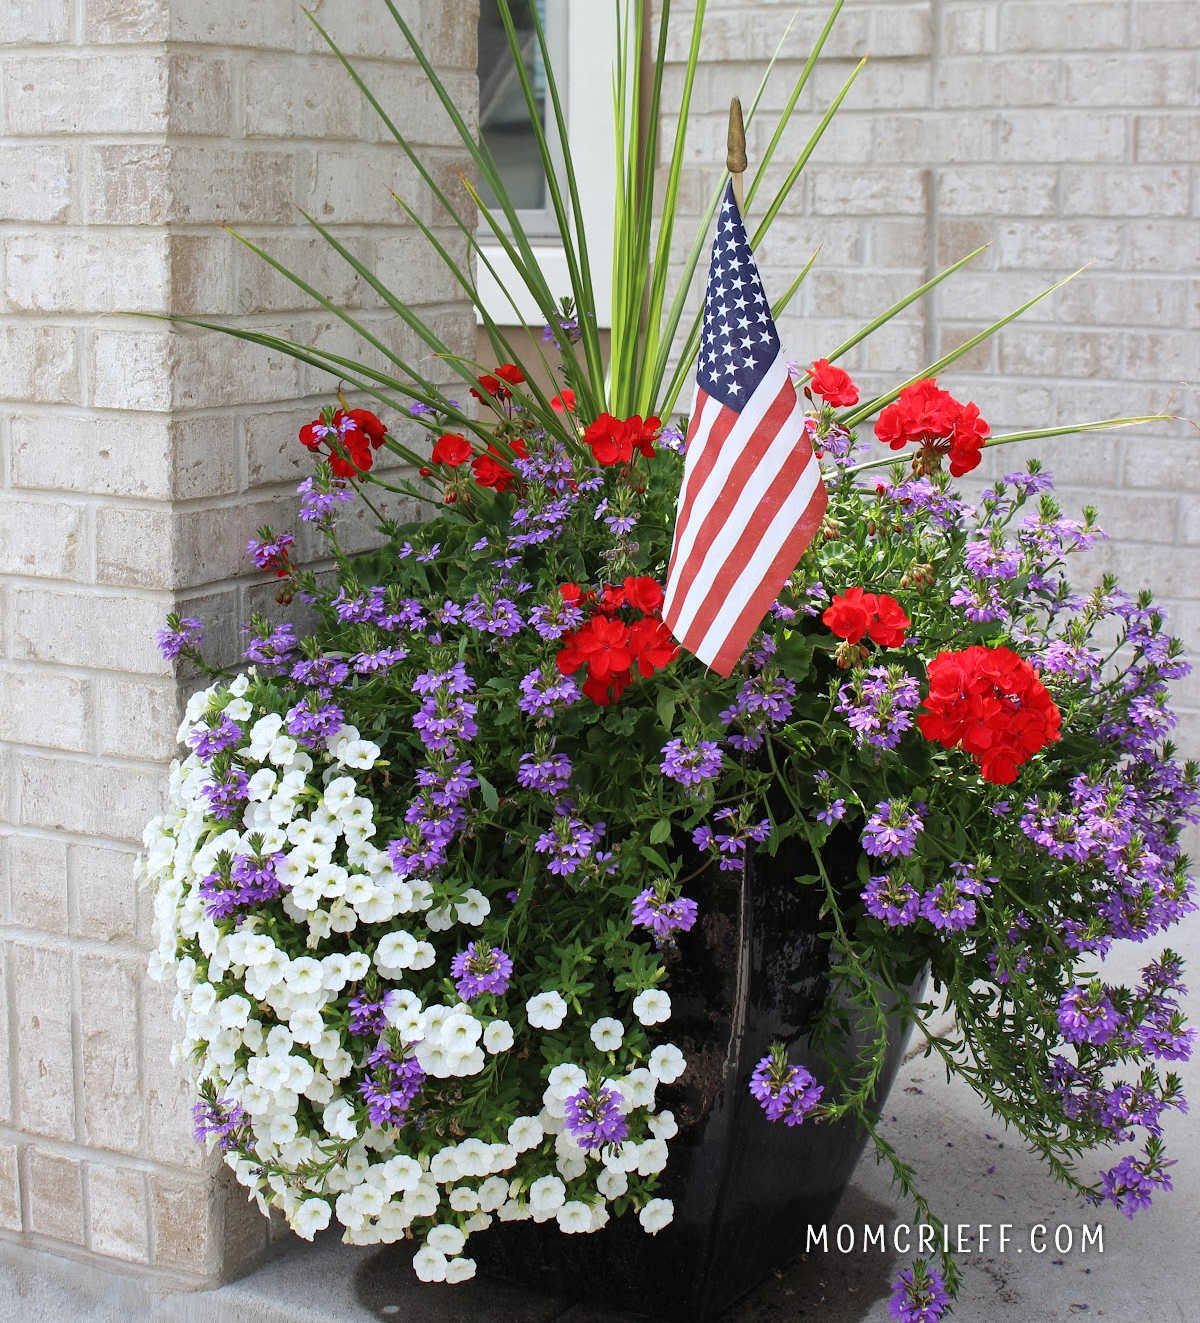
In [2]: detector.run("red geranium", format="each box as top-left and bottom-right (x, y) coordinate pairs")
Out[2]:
(431, 433), (473, 467)
(623, 575), (664, 616)
(874, 377), (989, 477)
(551, 389), (576, 413)
(823, 587), (879, 645)
(582, 413), (661, 467)
(824, 588), (910, 649)
(628, 616), (679, 678)
(471, 437), (528, 492)
(298, 407), (388, 479)
(918, 645), (1061, 784)
(807, 358), (859, 407)
(553, 575), (676, 704)
(470, 363), (525, 404)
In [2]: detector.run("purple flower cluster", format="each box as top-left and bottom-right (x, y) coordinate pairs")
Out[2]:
(1100, 1147), (1174, 1219)
(564, 1084), (629, 1150)
(351, 645), (409, 675)
(862, 800), (926, 860)
(192, 1096), (249, 1151)
(518, 666), (581, 718)
(1057, 984), (1123, 1046)
(387, 760), (478, 881)
(297, 474), (353, 523)
(286, 697), (345, 750)
(862, 874), (921, 927)
(291, 656), (350, 693)
(450, 942), (513, 1001)
(631, 888), (699, 943)
(659, 736), (723, 789)
(242, 621), (297, 672)
(962, 536), (1022, 581)
(359, 1043), (425, 1127)
(246, 531), (294, 569)
(692, 807), (771, 872)
(534, 811), (606, 877)
(412, 663), (478, 753)
(834, 666), (922, 752)
(517, 752), (572, 795)
(199, 766), (250, 821)
(888, 1263), (950, 1323)
(461, 593), (523, 639)
(187, 714), (243, 763)
(718, 673), (796, 752)
(749, 1053), (824, 1126)
(199, 852), (286, 921)
(348, 992), (390, 1037)
(156, 616), (203, 662)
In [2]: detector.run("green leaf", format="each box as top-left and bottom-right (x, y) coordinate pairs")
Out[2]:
(649, 818), (673, 845)
(656, 691), (676, 733)
(639, 844), (670, 870)
(476, 773), (500, 813)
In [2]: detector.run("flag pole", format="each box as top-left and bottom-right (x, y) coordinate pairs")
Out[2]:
(726, 96), (747, 214)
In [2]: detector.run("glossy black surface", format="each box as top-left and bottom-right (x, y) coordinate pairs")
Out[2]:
(473, 826), (919, 1321)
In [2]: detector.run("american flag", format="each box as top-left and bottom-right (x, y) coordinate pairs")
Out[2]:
(661, 181), (827, 677)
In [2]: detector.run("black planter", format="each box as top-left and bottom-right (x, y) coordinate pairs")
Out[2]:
(474, 824), (922, 1321)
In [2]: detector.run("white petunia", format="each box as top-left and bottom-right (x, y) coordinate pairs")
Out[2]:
(322, 1097), (358, 1140)
(596, 1167), (628, 1199)
(526, 991), (568, 1030)
(339, 740), (381, 770)
(246, 769), (278, 802)
(639, 1197), (674, 1235)
(556, 1200), (593, 1234)
(455, 888), (490, 925)
(412, 1247), (447, 1283)
(589, 1017), (625, 1052)
(444, 1257), (477, 1284)
(546, 1063), (586, 1099)
(292, 1198), (331, 1240)
(632, 988), (671, 1025)
(507, 1115), (544, 1152)
(528, 1175), (565, 1214)
(648, 1043), (686, 1084)
(375, 930), (419, 975)
(482, 1020), (514, 1054)
(284, 956), (324, 996)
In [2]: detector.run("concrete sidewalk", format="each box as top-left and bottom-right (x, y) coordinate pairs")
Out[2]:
(2, 931), (1196, 1322)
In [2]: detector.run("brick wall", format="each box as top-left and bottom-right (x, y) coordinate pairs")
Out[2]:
(0, 0), (475, 1284)
(660, 0), (1199, 745)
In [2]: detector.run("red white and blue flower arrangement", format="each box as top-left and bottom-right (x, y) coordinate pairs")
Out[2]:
(139, 3), (1193, 1318)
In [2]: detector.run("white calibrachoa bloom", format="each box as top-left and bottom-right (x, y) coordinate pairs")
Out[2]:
(140, 674), (694, 1284)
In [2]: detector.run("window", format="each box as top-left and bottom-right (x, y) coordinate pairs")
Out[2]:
(475, 1), (618, 327)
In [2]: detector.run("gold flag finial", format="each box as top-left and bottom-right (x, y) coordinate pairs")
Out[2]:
(726, 96), (747, 213)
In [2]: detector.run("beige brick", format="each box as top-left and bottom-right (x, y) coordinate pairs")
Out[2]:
(170, 0), (297, 49)
(0, 497), (89, 580)
(151, 1174), (219, 1275)
(1124, 434), (1200, 490)
(87, 1163), (149, 1263)
(300, 0), (423, 60)
(1056, 487), (1179, 544)
(297, 148), (426, 225)
(1134, 113), (1200, 162)
(10, 943), (75, 1141)
(1128, 220), (1200, 272)
(95, 506), (175, 591)
(993, 219), (1124, 269)
(3, 55), (168, 135)
(1061, 166), (1190, 217)
(70, 843), (141, 946)
(97, 676), (180, 762)
(997, 109), (1128, 163)
(1131, 1), (1200, 48)
(810, 168), (928, 216)
(27, 1148), (85, 1244)
(83, 0), (168, 43)
(80, 145), (172, 227)
(0, 945), (11, 1123)
(168, 234), (236, 316)
(142, 979), (204, 1171)
(999, 327), (1123, 379)
(242, 55), (362, 139)
(79, 956), (143, 1154)
(88, 330), (173, 412)
(1124, 331), (1198, 382)
(13, 754), (166, 843)
(936, 166), (1058, 216)
(1063, 54), (1195, 106)
(234, 233), (371, 315)
(11, 588), (170, 674)
(0, 1145), (18, 1232)
(8, 833), (70, 935)
(244, 405), (322, 487)
(937, 56), (1061, 108)
(0, 0), (71, 42)
(873, 112), (994, 164)
(168, 54), (233, 137)
(0, 327), (79, 405)
(170, 328), (304, 410)
(1053, 276), (1189, 328)
(5, 231), (171, 312)
(997, 2), (1126, 50)
(0, 146), (73, 223)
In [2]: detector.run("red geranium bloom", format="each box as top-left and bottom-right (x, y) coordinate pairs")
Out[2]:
(918, 644), (1060, 784)
(808, 358), (859, 407)
(431, 433), (473, 467)
(346, 408), (388, 448)
(471, 437), (528, 492)
(574, 616), (632, 679)
(628, 616), (679, 679)
(298, 408), (387, 478)
(559, 582), (584, 605)
(582, 413), (660, 466)
(623, 575), (664, 616)
(582, 668), (633, 706)
(551, 389), (576, 413)
(867, 595), (911, 649)
(495, 363), (524, 387)
(599, 583), (627, 614)
(874, 378), (989, 477)
(823, 587), (880, 645)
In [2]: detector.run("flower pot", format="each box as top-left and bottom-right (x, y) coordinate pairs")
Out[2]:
(473, 823), (923, 1320)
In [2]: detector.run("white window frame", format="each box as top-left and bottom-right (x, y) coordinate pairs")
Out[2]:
(475, 3), (618, 329)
